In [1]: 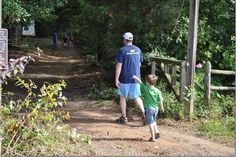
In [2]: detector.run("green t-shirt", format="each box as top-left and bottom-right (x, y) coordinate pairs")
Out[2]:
(141, 83), (163, 110)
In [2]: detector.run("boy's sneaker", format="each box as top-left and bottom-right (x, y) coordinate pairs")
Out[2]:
(116, 116), (128, 124)
(155, 133), (160, 139)
(148, 137), (156, 142)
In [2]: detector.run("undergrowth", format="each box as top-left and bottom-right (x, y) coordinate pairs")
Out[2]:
(0, 78), (93, 156)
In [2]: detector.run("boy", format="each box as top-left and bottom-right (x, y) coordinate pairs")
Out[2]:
(133, 74), (164, 142)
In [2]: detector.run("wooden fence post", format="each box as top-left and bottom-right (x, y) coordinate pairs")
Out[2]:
(171, 65), (177, 87)
(151, 61), (156, 75)
(180, 61), (186, 102)
(204, 61), (211, 105)
(164, 64), (169, 73)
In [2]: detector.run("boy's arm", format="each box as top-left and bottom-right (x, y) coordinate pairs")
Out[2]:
(133, 75), (142, 84)
(160, 101), (164, 113)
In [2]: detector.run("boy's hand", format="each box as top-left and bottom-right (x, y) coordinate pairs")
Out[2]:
(160, 107), (164, 113)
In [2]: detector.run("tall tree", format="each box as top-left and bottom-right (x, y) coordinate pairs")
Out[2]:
(3, 0), (67, 27)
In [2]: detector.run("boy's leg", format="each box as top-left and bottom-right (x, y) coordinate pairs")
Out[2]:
(154, 110), (160, 139)
(148, 123), (155, 141)
(154, 122), (160, 134)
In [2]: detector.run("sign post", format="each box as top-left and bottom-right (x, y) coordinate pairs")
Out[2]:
(0, 29), (8, 107)
(0, 0), (2, 29)
(0, 1), (3, 156)
(0, 0), (2, 108)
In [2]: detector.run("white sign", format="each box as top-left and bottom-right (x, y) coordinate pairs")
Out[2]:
(0, 29), (8, 67)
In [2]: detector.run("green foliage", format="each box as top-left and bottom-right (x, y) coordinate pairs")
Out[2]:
(164, 1), (235, 70)
(3, 0), (67, 27)
(0, 78), (92, 156)
(88, 84), (117, 100)
(156, 81), (184, 120)
(198, 116), (234, 137)
(55, 0), (184, 61)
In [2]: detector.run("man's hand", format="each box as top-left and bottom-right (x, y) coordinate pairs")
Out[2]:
(115, 79), (120, 88)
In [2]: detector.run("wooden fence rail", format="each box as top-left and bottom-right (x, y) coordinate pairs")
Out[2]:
(151, 57), (186, 102)
(204, 61), (235, 104)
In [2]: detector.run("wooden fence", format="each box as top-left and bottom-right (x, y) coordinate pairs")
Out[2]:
(204, 61), (235, 104)
(151, 57), (186, 102)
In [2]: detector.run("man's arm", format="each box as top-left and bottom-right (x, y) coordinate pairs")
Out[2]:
(115, 63), (122, 88)
(133, 75), (142, 84)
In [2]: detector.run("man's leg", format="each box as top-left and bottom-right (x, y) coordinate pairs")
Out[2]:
(116, 84), (128, 123)
(120, 96), (127, 118)
(132, 83), (144, 114)
(135, 97), (145, 125)
(134, 97), (145, 114)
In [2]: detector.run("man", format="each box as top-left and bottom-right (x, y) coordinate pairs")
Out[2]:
(52, 31), (58, 48)
(115, 32), (145, 124)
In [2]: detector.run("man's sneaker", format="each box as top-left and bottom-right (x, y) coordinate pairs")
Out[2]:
(116, 116), (128, 124)
(155, 133), (160, 139)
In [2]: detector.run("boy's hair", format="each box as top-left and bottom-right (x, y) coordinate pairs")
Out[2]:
(145, 74), (158, 85)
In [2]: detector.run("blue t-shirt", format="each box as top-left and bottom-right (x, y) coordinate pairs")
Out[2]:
(116, 45), (143, 83)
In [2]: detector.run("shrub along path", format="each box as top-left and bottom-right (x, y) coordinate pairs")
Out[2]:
(9, 47), (234, 156)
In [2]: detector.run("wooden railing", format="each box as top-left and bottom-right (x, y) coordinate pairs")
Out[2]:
(204, 61), (235, 104)
(151, 57), (186, 102)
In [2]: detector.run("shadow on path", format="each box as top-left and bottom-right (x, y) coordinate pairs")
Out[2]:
(70, 117), (116, 124)
(92, 137), (144, 142)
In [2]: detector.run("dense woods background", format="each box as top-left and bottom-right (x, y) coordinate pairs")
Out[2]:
(3, 0), (235, 70)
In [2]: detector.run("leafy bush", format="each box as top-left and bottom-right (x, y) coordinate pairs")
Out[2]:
(156, 81), (184, 120)
(0, 78), (92, 156)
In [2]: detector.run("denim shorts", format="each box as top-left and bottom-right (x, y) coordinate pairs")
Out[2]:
(145, 108), (158, 125)
(118, 83), (141, 99)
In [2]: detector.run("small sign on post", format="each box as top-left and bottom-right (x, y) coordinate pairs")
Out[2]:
(0, 29), (8, 107)
(0, 29), (8, 67)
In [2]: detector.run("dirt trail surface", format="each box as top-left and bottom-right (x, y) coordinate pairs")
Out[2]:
(9, 48), (235, 156)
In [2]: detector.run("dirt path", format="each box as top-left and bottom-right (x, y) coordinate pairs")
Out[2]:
(16, 48), (234, 156)
(68, 100), (234, 156)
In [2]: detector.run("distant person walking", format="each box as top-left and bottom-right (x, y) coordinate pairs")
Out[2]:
(115, 32), (145, 124)
(68, 32), (74, 48)
(52, 31), (58, 48)
(62, 32), (69, 47)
